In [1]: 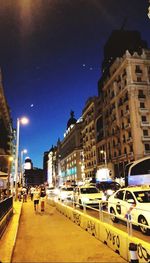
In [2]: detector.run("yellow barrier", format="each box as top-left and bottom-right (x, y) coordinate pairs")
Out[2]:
(54, 200), (150, 263)
(128, 236), (150, 263)
(100, 222), (128, 260)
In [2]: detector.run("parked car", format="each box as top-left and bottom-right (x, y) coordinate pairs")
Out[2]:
(73, 185), (106, 208)
(96, 181), (121, 199)
(58, 186), (74, 201)
(46, 187), (55, 197)
(108, 186), (150, 235)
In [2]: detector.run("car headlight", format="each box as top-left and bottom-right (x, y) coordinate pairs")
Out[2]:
(61, 192), (67, 199)
(82, 197), (89, 203)
(54, 189), (59, 195)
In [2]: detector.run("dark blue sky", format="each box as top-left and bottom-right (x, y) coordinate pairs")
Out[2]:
(0, 0), (149, 168)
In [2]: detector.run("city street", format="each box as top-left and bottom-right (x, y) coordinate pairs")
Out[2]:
(12, 199), (127, 262)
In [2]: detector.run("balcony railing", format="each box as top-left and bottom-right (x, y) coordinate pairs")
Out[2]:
(142, 136), (150, 141)
(141, 121), (150, 127)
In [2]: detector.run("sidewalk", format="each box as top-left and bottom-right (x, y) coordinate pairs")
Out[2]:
(0, 200), (22, 263)
(1, 199), (127, 262)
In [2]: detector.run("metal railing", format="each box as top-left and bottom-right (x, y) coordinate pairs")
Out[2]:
(0, 196), (13, 221)
(54, 196), (150, 237)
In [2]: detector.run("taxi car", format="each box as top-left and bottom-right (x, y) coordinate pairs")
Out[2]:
(73, 185), (106, 208)
(58, 186), (74, 201)
(108, 186), (150, 235)
(96, 181), (121, 200)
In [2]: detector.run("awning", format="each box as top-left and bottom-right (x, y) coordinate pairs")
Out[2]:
(0, 171), (8, 178)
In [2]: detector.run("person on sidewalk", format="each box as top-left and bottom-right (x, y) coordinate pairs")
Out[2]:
(22, 187), (27, 202)
(40, 185), (46, 212)
(33, 186), (40, 212)
(30, 186), (35, 201)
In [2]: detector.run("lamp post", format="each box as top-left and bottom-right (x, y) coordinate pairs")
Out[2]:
(100, 150), (107, 166)
(20, 149), (27, 187)
(15, 117), (29, 201)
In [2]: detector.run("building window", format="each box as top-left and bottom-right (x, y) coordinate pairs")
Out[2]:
(141, 116), (147, 122)
(126, 105), (129, 110)
(143, 130), (148, 136)
(130, 145), (133, 152)
(137, 77), (142, 82)
(128, 131), (132, 138)
(145, 144), (150, 151)
(140, 102), (145, 108)
(135, 65), (142, 74)
(138, 90), (145, 99)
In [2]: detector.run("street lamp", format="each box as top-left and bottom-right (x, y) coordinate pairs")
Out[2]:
(100, 150), (107, 166)
(15, 117), (29, 201)
(20, 149), (27, 186)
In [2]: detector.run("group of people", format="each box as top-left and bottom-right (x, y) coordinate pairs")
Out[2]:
(29, 185), (46, 212)
(18, 185), (46, 212)
(18, 186), (28, 202)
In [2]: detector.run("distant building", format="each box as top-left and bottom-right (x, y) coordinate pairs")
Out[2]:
(24, 167), (44, 187)
(24, 157), (44, 186)
(81, 97), (98, 181)
(59, 111), (84, 184)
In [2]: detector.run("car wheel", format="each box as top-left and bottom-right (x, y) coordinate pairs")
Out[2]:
(110, 207), (119, 223)
(139, 216), (150, 235)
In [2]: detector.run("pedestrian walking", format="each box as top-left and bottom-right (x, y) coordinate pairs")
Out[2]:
(40, 185), (46, 212)
(33, 186), (40, 212)
(22, 187), (27, 202)
(30, 186), (35, 201)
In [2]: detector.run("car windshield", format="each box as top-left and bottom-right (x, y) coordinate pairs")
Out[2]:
(81, 188), (99, 194)
(62, 187), (73, 191)
(97, 182), (120, 191)
(134, 190), (150, 203)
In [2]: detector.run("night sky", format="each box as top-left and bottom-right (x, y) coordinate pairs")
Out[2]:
(0, 0), (149, 168)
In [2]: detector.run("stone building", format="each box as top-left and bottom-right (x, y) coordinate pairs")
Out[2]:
(0, 69), (13, 174)
(97, 30), (150, 178)
(59, 111), (84, 184)
(81, 97), (98, 181)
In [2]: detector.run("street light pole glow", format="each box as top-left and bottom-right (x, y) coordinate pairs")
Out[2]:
(15, 117), (29, 200)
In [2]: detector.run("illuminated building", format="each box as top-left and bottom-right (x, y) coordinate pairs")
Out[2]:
(97, 30), (150, 178)
(0, 69), (14, 190)
(59, 111), (84, 184)
(81, 97), (98, 181)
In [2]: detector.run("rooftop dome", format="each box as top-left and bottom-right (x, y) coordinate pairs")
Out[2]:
(67, 110), (77, 129)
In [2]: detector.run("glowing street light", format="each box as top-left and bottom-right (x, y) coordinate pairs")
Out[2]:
(100, 150), (107, 166)
(15, 117), (29, 200)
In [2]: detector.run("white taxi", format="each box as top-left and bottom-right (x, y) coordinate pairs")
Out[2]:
(73, 185), (106, 208)
(58, 186), (74, 201)
(108, 186), (150, 235)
